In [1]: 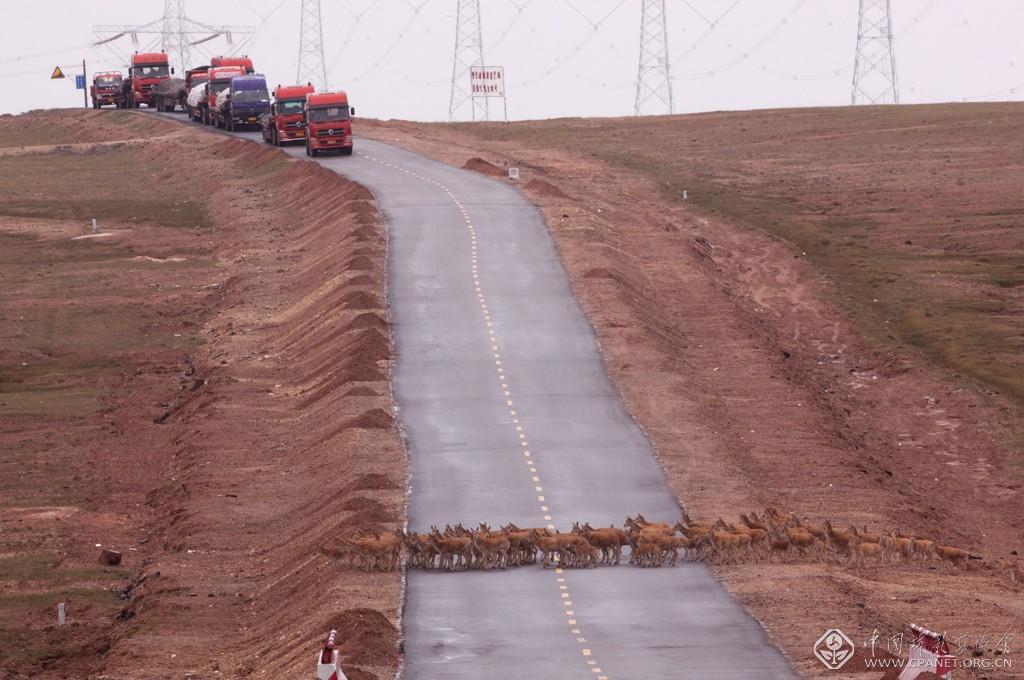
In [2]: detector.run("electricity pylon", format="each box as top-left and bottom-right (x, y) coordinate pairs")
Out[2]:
(298, 0), (328, 90)
(162, 0), (190, 76)
(851, 0), (899, 104)
(635, 0), (673, 116)
(449, 0), (489, 121)
(94, 0), (254, 73)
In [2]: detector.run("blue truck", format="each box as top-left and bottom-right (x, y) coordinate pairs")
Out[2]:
(214, 74), (271, 131)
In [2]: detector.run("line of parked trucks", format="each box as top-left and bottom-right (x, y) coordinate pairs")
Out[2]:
(90, 51), (354, 156)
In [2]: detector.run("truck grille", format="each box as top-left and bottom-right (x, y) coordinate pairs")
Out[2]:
(315, 128), (348, 138)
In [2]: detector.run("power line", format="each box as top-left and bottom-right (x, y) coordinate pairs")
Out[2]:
(509, 0), (626, 88)
(672, 0), (806, 81)
(93, 1), (254, 73)
(347, 1), (427, 84)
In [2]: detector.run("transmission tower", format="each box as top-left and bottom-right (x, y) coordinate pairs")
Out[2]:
(94, 1), (254, 73)
(448, 0), (489, 121)
(162, 0), (190, 76)
(635, 0), (673, 116)
(851, 0), (899, 105)
(297, 0), (328, 90)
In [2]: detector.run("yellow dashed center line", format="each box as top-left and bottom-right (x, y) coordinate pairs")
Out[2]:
(356, 149), (610, 680)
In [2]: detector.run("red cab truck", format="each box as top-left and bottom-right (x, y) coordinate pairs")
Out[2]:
(123, 52), (172, 108)
(184, 67), (210, 120)
(185, 66), (210, 92)
(260, 83), (315, 146)
(303, 91), (355, 157)
(201, 65), (246, 125)
(210, 56), (254, 74)
(90, 71), (124, 108)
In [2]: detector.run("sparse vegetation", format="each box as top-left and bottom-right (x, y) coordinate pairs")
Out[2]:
(0, 150), (211, 228)
(453, 103), (1024, 407)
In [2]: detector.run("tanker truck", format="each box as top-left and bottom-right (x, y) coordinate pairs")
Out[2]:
(200, 65), (246, 125)
(215, 74), (270, 131)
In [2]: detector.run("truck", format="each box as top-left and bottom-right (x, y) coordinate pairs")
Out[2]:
(90, 71), (124, 109)
(151, 78), (186, 112)
(260, 83), (315, 146)
(303, 91), (355, 157)
(200, 65), (246, 125)
(210, 55), (254, 74)
(122, 52), (172, 108)
(185, 66), (211, 92)
(186, 82), (208, 122)
(184, 67), (211, 120)
(215, 74), (270, 131)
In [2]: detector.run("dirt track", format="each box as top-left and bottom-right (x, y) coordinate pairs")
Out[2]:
(359, 108), (1023, 678)
(0, 111), (403, 679)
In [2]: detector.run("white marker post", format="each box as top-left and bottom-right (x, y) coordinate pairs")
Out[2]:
(316, 629), (347, 680)
(508, 167), (520, 181)
(92, 218), (98, 233)
(58, 602), (66, 625)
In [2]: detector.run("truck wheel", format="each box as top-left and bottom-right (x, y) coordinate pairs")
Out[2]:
(272, 129), (279, 147)
(341, 147), (353, 156)
(227, 118), (235, 132)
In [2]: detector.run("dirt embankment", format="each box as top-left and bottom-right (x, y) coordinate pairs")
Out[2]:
(0, 111), (404, 679)
(359, 111), (1023, 678)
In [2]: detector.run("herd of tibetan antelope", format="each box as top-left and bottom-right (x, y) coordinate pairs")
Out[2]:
(335, 508), (1024, 583)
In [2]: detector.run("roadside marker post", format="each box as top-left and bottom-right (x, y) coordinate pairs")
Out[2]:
(315, 629), (347, 680)
(57, 602), (66, 625)
(898, 624), (955, 680)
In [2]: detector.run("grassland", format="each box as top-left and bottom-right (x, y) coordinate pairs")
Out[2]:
(450, 103), (1024, 406)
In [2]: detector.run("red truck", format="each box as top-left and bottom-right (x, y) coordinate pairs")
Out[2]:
(260, 83), (315, 146)
(90, 71), (124, 108)
(122, 52), (172, 108)
(210, 56), (254, 74)
(183, 67), (210, 120)
(185, 66), (210, 91)
(199, 65), (246, 125)
(303, 91), (355, 157)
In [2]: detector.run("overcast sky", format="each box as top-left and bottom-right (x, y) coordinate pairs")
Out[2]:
(2, 1), (1022, 120)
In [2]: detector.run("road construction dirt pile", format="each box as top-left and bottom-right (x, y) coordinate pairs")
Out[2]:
(0, 110), (403, 680)
(360, 109), (1023, 679)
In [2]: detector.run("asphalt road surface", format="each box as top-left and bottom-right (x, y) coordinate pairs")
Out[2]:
(174, 117), (796, 679)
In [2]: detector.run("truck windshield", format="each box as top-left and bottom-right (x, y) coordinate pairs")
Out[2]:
(308, 106), (350, 123)
(95, 77), (121, 87)
(234, 89), (269, 103)
(134, 65), (169, 78)
(210, 81), (231, 95)
(278, 99), (304, 114)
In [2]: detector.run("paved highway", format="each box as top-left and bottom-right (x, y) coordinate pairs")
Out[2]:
(190, 121), (796, 678)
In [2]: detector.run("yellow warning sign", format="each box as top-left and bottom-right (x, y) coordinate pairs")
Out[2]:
(51, 66), (65, 79)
